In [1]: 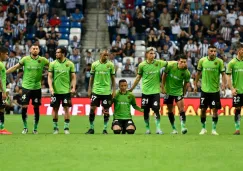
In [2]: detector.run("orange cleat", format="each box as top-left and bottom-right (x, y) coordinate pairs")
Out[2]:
(0, 129), (12, 135)
(233, 130), (240, 135)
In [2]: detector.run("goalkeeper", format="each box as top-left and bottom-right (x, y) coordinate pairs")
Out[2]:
(111, 79), (143, 134)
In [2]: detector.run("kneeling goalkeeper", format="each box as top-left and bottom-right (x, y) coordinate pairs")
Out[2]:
(112, 79), (143, 134)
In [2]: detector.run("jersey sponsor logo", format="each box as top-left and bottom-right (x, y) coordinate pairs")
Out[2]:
(26, 66), (42, 70)
(145, 71), (159, 75)
(118, 102), (129, 105)
(169, 74), (182, 80)
(96, 71), (109, 75)
(56, 70), (68, 73)
(204, 68), (217, 71)
(235, 69), (243, 72)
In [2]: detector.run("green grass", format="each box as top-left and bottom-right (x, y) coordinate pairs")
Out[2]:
(0, 115), (243, 171)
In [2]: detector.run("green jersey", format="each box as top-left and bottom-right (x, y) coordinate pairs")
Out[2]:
(197, 56), (225, 93)
(19, 56), (49, 90)
(91, 60), (115, 95)
(113, 91), (143, 119)
(164, 62), (190, 96)
(226, 58), (243, 94)
(0, 61), (6, 92)
(138, 60), (167, 95)
(49, 59), (75, 94)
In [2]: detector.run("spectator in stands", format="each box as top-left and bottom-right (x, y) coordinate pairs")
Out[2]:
(112, 42), (123, 61)
(180, 8), (191, 33)
(84, 50), (95, 65)
(69, 48), (81, 74)
(27, 0), (39, 13)
(183, 38), (197, 59)
(46, 26), (61, 40)
(47, 39), (57, 59)
(133, 11), (147, 40)
(200, 9), (211, 29)
(37, 0), (49, 17)
(177, 30), (190, 53)
(49, 14), (61, 27)
(0, 11), (6, 28)
(232, 30), (241, 45)
(70, 35), (80, 49)
(83, 63), (91, 92)
(35, 26), (46, 40)
(3, 20), (13, 45)
(221, 21), (232, 45)
(18, 18), (27, 43)
(123, 42), (135, 57)
(170, 17), (181, 41)
(13, 86), (22, 114)
(160, 44), (171, 61)
(7, 0), (19, 16)
(65, 0), (76, 17)
(147, 29), (158, 47)
(24, 40), (32, 56)
(37, 12), (49, 28)
(214, 37), (228, 53)
(107, 8), (117, 44)
(135, 57), (142, 73)
(123, 58), (134, 71)
(6, 50), (19, 78)
(71, 8), (84, 23)
(199, 38), (209, 57)
(121, 64), (135, 77)
(117, 12), (130, 38)
(144, 1), (155, 18)
(26, 6), (37, 34)
(109, 51), (118, 72)
(159, 8), (171, 35)
(112, 35), (123, 48)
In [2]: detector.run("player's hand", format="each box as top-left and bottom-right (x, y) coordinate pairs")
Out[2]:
(231, 88), (237, 96)
(221, 86), (226, 96)
(70, 88), (76, 94)
(49, 88), (54, 96)
(161, 87), (166, 94)
(88, 89), (92, 98)
(194, 86), (198, 94)
(2, 92), (6, 100)
(128, 88), (133, 92)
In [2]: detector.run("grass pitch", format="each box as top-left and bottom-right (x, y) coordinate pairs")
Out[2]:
(0, 115), (243, 171)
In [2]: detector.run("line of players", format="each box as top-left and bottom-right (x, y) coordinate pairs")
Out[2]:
(0, 44), (242, 135)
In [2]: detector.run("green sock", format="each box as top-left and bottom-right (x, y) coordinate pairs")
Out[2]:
(64, 122), (70, 130)
(34, 123), (38, 130)
(90, 122), (94, 129)
(212, 122), (217, 130)
(155, 118), (161, 130)
(0, 123), (4, 129)
(23, 121), (28, 129)
(202, 123), (206, 129)
(145, 119), (150, 131)
(104, 122), (108, 130)
(235, 121), (240, 131)
(53, 122), (58, 130)
(181, 121), (186, 129)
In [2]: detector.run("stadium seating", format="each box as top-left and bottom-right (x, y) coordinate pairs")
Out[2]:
(39, 39), (47, 46)
(58, 39), (69, 46)
(70, 28), (82, 34)
(122, 56), (134, 64)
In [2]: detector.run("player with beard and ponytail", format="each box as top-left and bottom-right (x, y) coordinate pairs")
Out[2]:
(7, 45), (49, 134)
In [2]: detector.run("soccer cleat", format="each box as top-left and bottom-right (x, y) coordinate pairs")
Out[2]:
(156, 129), (164, 135)
(234, 130), (240, 135)
(22, 128), (28, 134)
(199, 128), (207, 135)
(171, 129), (178, 134)
(64, 129), (70, 135)
(53, 129), (59, 134)
(181, 128), (188, 134)
(0, 129), (12, 135)
(85, 129), (94, 134)
(145, 130), (151, 134)
(102, 130), (108, 134)
(211, 130), (219, 135)
(32, 130), (38, 134)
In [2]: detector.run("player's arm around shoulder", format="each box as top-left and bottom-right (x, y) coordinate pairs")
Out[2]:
(129, 62), (143, 92)
(6, 56), (25, 74)
(70, 61), (76, 94)
(48, 62), (54, 95)
(219, 58), (227, 92)
(130, 92), (143, 112)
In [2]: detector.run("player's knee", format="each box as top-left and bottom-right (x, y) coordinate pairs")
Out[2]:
(201, 108), (207, 116)
(153, 108), (160, 119)
(113, 129), (121, 134)
(126, 129), (135, 134)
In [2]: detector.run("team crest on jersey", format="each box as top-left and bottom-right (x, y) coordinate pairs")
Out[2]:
(66, 64), (69, 67)
(38, 60), (41, 63)
(214, 62), (217, 65)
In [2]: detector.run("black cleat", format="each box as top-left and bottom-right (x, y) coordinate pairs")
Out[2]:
(85, 129), (94, 134)
(102, 130), (108, 134)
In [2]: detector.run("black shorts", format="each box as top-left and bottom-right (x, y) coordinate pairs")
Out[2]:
(233, 94), (243, 107)
(50, 93), (72, 108)
(22, 88), (41, 106)
(141, 93), (160, 111)
(200, 91), (221, 109)
(90, 93), (112, 108)
(111, 119), (136, 131)
(163, 94), (184, 104)
(0, 93), (6, 109)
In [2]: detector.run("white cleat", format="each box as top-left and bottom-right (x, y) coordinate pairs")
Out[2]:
(211, 130), (219, 135)
(22, 128), (28, 134)
(199, 128), (207, 135)
(156, 129), (164, 135)
(53, 129), (59, 134)
(145, 130), (151, 134)
(64, 130), (70, 134)
(171, 129), (178, 134)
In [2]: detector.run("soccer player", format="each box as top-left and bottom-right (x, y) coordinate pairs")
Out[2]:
(0, 47), (12, 135)
(7, 45), (49, 134)
(226, 46), (243, 135)
(112, 79), (143, 134)
(48, 47), (76, 134)
(130, 47), (167, 134)
(86, 49), (116, 134)
(194, 45), (227, 135)
(161, 55), (190, 134)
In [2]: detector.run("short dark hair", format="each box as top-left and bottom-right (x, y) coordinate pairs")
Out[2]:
(119, 79), (127, 85)
(178, 54), (187, 60)
(0, 46), (8, 53)
(208, 45), (216, 49)
(57, 46), (67, 56)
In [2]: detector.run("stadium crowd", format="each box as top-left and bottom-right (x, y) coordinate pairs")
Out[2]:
(0, 0), (85, 114)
